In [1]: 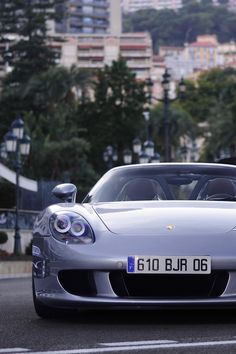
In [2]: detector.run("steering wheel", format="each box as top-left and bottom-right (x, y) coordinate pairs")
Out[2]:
(206, 193), (236, 201)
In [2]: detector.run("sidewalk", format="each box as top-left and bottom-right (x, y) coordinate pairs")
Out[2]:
(0, 260), (31, 279)
(0, 229), (32, 279)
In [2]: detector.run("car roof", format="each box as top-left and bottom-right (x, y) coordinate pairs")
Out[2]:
(108, 162), (236, 172)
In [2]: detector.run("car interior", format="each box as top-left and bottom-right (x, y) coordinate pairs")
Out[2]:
(120, 178), (160, 201)
(197, 177), (236, 201)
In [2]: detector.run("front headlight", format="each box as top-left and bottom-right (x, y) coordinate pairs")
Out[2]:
(49, 211), (94, 244)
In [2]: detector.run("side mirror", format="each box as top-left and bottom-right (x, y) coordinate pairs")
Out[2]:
(52, 183), (77, 203)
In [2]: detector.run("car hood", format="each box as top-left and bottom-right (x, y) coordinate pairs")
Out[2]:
(92, 201), (236, 236)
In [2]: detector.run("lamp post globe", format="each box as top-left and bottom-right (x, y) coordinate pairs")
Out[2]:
(5, 130), (17, 152)
(11, 116), (24, 139)
(144, 140), (155, 159)
(151, 152), (161, 163)
(139, 151), (149, 164)
(20, 134), (31, 156)
(103, 145), (117, 170)
(132, 138), (142, 155)
(0, 142), (8, 160)
(123, 148), (132, 165)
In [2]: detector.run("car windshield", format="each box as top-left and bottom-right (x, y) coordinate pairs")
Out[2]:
(83, 164), (236, 203)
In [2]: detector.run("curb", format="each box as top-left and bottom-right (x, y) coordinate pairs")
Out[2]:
(0, 261), (31, 279)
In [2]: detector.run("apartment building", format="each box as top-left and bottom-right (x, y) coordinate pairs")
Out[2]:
(159, 46), (184, 59)
(157, 34), (221, 79)
(50, 32), (153, 79)
(212, 0), (236, 11)
(121, 0), (182, 12)
(0, 0), (151, 83)
(159, 35), (236, 79)
(218, 40), (236, 66)
(228, 0), (236, 11)
(55, 0), (121, 35)
(185, 35), (219, 70)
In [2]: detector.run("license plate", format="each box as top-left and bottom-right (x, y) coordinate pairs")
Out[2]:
(127, 256), (211, 274)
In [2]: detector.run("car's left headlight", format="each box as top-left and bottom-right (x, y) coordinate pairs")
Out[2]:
(49, 211), (94, 244)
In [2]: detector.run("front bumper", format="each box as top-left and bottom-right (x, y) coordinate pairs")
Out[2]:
(33, 232), (236, 310)
(33, 261), (236, 310)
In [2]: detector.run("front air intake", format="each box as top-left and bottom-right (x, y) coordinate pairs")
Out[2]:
(109, 271), (229, 298)
(58, 270), (97, 296)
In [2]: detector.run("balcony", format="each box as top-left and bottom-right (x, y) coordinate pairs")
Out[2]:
(120, 50), (152, 58)
(78, 60), (104, 68)
(78, 50), (104, 57)
(126, 59), (152, 68)
(70, 8), (109, 19)
(78, 37), (105, 44)
(76, 0), (109, 8)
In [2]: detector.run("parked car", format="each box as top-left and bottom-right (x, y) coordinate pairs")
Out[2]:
(33, 163), (236, 317)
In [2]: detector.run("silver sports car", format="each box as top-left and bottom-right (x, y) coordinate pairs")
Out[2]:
(33, 163), (236, 317)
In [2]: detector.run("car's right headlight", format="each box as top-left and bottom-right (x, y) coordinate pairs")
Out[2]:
(49, 211), (94, 244)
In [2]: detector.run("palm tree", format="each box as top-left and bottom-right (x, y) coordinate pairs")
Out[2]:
(22, 65), (91, 114)
(151, 103), (195, 161)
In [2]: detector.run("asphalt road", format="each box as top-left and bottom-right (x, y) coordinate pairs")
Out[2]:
(1, 278), (236, 354)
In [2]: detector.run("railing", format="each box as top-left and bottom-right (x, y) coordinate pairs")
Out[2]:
(0, 208), (39, 230)
(76, 0), (109, 8)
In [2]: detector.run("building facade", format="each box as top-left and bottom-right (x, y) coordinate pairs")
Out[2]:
(212, 0), (236, 11)
(50, 32), (153, 79)
(55, 0), (121, 35)
(228, 0), (236, 11)
(185, 35), (220, 71)
(158, 35), (236, 80)
(218, 40), (236, 66)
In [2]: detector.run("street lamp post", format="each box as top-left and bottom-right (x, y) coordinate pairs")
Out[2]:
(123, 108), (160, 165)
(123, 137), (160, 165)
(4, 116), (31, 255)
(162, 70), (171, 162)
(103, 145), (118, 170)
(146, 69), (186, 162)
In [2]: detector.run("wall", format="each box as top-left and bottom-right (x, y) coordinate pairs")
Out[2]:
(0, 229), (32, 254)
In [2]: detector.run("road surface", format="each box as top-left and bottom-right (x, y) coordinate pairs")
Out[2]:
(1, 278), (236, 353)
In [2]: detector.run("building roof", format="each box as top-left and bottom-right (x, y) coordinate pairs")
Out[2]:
(189, 41), (218, 48)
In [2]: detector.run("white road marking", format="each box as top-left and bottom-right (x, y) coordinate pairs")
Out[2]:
(0, 349), (29, 353)
(101, 340), (177, 346)
(19, 339), (236, 354)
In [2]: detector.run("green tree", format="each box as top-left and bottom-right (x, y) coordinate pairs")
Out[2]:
(0, 2), (98, 196)
(0, 65), (97, 195)
(21, 65), (90, 115)
(21, 66), (96, 193)
(0, 0), (62, 86)
(78, 58), (147, 172)
(150, 102), (195, 161)
(124, 8), (181, 51)
(182, 68), (236, 161)
(0, 0), (64, 127)
(124, 0), (236, 50)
